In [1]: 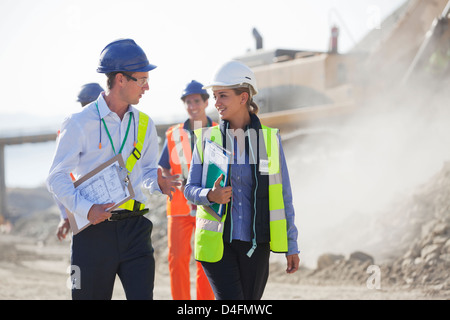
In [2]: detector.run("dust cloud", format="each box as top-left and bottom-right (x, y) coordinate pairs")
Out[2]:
(283, 73), (450, 269)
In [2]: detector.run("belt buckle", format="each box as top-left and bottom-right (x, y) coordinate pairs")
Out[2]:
(108, 212), (117, 221)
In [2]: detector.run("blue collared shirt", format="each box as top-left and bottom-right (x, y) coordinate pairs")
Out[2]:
(184, 133), (299, 256)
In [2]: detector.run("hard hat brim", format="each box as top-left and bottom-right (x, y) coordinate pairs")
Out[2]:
(138, 64), (157, 72)
(203, 82), (258, 96)
(96, 64), (157, 73)
(202, 81), (229, 90)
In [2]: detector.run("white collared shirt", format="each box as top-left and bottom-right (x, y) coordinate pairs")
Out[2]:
(47, 93), (161, 220)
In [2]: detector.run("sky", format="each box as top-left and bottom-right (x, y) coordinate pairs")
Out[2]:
(0, 0), (406, 128)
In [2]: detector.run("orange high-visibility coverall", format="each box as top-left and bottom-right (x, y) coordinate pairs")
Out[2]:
(165, 123), (215, 300)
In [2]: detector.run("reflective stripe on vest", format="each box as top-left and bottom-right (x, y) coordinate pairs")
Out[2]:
(118, 111), (149, 211)
(194, 127), (226, 262)
(193, 125), (288, 262)
(262, 124), (288, 253)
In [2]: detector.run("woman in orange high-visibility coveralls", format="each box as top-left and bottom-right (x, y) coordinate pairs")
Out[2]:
(158, 81), (216, 300)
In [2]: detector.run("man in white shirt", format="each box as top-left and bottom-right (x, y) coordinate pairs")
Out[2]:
(47, 39), (180, 299)
(55, 83), (104, 241)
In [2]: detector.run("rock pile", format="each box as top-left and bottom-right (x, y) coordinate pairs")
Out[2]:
(276, 161), (450, 295)
(306, 251), (376, 285)
(306, 162), (450, 292)
(387, 219), (450, 291)
(384, 163), (450, 290)
(383, 161), (450, 291)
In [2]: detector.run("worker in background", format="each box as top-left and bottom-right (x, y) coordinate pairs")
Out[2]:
(55, 83), (104, 241)
(77, 83), (105, 107)
(158, 80), (216, 300)
(47, 38), (180, 300)
(184, 60), (300, 300)
(425, 18), (450, 77)
(426, 44), (450, 76)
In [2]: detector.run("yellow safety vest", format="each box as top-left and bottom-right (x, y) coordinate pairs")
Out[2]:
(193, 125), (288, 263)
(118, 111), (149, 211)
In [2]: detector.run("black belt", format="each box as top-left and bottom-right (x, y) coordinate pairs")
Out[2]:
(109, 201), (149, 221)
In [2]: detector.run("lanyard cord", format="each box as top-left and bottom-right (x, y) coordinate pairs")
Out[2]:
(95, 101), (134, 155)
(102, 115), (132, 155)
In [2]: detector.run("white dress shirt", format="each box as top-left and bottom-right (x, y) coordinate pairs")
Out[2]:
(47, 93), (161, 221)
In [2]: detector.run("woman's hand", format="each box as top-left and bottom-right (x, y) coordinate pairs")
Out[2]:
(286, 254), (300, 274)
(207, 174), (232, 204)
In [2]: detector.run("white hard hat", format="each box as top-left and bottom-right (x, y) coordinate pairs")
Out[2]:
(203, 60), (258, 96)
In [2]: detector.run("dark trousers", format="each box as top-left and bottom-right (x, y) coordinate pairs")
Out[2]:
(70, 216), (155, 300)
(201, 240), (270, 300)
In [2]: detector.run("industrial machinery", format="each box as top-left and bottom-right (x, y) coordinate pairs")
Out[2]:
(234, 28), (361, 133)
(231, 0), (450, 134)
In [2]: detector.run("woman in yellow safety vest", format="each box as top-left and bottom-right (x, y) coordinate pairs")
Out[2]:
(184, 60), (300, 300)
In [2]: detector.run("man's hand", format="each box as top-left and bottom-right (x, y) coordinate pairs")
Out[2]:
(157, 167), (182, 201)
(87, 203), (114, 225)
(56, 218), (70, 241)
(286, 254), (300, 274)
(207, 174), (232, 204)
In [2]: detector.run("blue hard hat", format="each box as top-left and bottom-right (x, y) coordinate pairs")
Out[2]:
(97, 38), (157, 73)
(181, 80), (209, 100)
(76, 83), (104, 104)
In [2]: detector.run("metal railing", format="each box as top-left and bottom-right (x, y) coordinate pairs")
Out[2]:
(0, 132), (57, 219)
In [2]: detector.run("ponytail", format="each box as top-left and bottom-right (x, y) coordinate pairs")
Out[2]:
(232, 87), (259, 115)
(249, 100), (259, 115)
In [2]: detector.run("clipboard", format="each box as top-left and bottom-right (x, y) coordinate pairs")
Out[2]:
(66, 154), (135, 235)
(201, 139), (231, 221)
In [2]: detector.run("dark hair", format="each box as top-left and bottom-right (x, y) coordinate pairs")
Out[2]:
(232, 87), (259, 114)
(181, 93), (210, 103)
(105, 71), (134, 90)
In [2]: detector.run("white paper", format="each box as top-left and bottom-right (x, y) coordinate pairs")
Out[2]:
(71, 156), (133, 232)
(77, 162), (130, 205)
